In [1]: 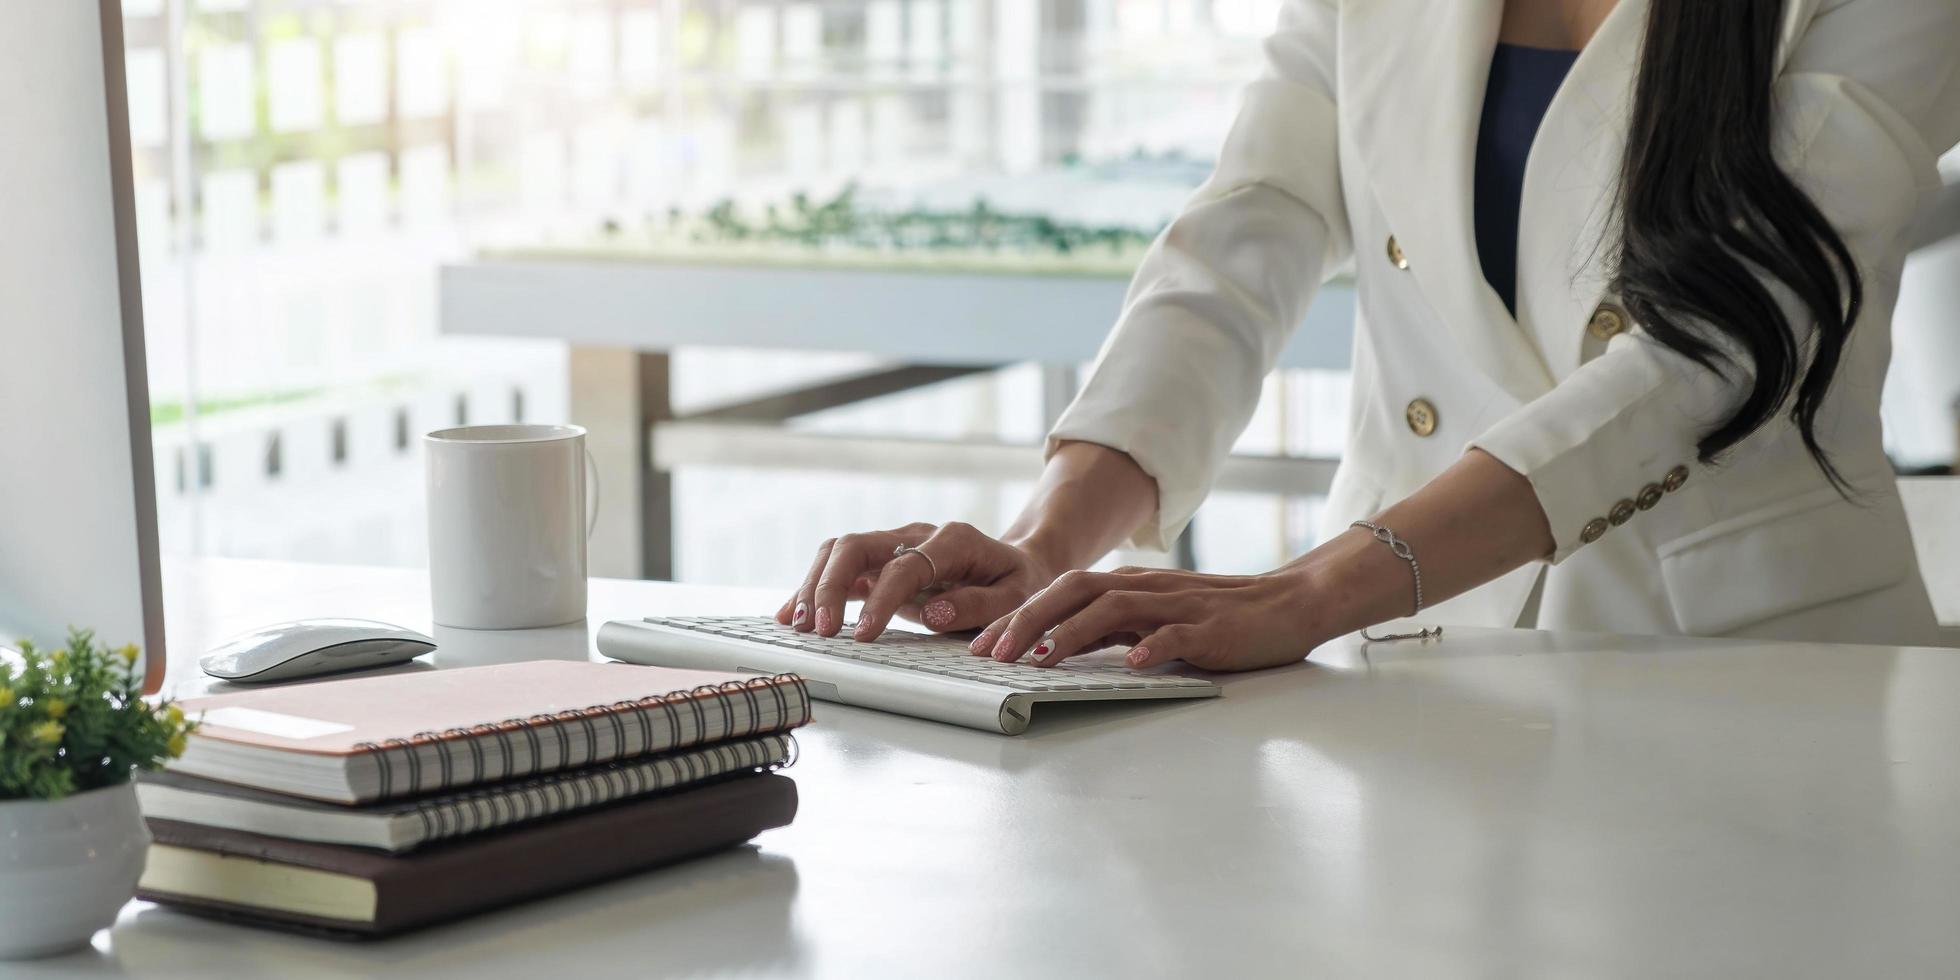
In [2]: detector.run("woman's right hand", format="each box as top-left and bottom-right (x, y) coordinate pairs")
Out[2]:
(774, 522), (1060, 643)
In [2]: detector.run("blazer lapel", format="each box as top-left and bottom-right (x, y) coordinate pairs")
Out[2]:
(1514, 0), (1648, 377)
(1341, 0), (1555, 405)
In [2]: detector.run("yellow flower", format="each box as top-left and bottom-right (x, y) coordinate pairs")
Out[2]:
(166, 732), (187, 758)
(32, 720), (63, 745)
(165, 703), (185, 726)
(42, 698), (67, 719)
(50, 650), (67, 668)
(0, 685), (12, 705)
(120, 644), (140, 666)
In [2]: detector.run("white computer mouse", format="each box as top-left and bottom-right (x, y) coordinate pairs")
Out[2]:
(199, 619), (435, 683)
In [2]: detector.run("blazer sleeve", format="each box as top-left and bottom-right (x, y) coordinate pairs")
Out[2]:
(1471, 0), (1960, 563)
(1044, 0), (1351, 551)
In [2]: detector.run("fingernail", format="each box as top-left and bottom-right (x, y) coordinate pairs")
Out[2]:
(992, 640), (1017, 661)
(1031, 640), (1051, 662)
(923, 599), (955, 630)
(792, 602), (808, 626)
(816, 609), (833, 634)
(969, 633), (994, 656)
(853, 621), (874, 641)
(1127, 647), (1149, 666)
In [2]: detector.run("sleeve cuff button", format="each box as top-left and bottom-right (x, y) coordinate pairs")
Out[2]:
(1579, 518), (1610, 544)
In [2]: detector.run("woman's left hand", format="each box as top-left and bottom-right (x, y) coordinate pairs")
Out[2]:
(967, 565), (1322, 672)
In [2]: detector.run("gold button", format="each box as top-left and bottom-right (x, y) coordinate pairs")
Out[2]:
(1587, 304), (1628, 341)
(1387, 235), (1409, 270)
(1608, 499), (1637, 526)
(1662, 465), (1690, 493)
(1580, 518), (1610, 544)
(1636, 483), (1664, 510)
(1405, 398), (1438, 437)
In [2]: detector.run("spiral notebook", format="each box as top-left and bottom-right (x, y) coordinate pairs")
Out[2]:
(169, 661), (812, 804)
(139, 733), (796, 852)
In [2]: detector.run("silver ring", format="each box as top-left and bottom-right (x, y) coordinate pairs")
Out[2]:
(891, 543), (938, 586)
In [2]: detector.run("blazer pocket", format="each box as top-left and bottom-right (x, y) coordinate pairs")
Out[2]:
(1656, 487), (1912, 636)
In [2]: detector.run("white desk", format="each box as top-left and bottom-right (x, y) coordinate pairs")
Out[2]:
(23, 558), (1960, 978)
(437, 254), (1358, 578)
(438, 255), (1357, 372)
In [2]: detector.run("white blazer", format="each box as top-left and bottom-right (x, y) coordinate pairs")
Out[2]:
(1050, 0), (1960, 645)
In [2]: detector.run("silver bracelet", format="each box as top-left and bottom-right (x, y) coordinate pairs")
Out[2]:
(1351, 520), (1423, 614)
(1350, 521), (1442, 642)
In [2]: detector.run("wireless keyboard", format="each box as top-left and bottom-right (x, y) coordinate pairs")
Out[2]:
(596, 615), (1218, 735)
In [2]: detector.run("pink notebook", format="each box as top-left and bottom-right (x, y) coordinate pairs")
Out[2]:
(170, 661), (812, 803)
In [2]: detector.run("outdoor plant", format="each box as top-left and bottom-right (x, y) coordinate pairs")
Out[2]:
(616, 183), (1163, 257)
(0, 629), (195, 801)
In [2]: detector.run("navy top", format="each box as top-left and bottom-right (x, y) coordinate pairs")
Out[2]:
(1474, 43), (1580, 317)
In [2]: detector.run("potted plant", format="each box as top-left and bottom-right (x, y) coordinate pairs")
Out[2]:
(0, 629), (196, 959)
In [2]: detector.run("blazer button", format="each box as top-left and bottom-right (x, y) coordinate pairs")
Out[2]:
(1662, 465), (1690, 493)
(1608, 499), (1637, 526)
(1635, 483), (1664, 510)
(1387, 235), (1409, 270)
(1587, 304), (1628, 340)
(1580, 517), (1610, 544)
(1405, 398), (1438, 437)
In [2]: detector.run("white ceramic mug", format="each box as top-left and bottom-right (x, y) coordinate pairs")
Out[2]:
(432, 620), (592, 669)
(425, 424), (596, 630)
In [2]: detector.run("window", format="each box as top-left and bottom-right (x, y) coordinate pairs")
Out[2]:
(124, 0), (1347, 583)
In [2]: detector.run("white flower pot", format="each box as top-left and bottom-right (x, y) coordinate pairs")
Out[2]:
(0, 782), (149, 959)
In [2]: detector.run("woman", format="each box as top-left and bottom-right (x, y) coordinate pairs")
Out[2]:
(778, 0), (1960, 669)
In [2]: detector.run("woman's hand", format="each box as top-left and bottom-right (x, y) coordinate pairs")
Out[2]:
(775, 522), (1060, 642)
(968, 565), (1322, 672)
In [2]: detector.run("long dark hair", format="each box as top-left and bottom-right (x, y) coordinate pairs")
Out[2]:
(1614, 0), (1861, 488)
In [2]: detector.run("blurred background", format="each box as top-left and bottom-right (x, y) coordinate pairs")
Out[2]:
(120, 0), (1958, 591)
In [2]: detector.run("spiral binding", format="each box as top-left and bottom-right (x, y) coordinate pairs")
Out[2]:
(402, 733), (799, 847)
(353, 673), (810, 800)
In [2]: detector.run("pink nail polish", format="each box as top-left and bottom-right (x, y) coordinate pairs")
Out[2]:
(816, 609), (833, 634)
(923, 599), (955, 630)
(792, 602), (809, 626)
(1127, 647), (1149, 666)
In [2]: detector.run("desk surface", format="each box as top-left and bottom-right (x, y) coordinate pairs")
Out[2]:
(25, 558), (1960, 979)
(439, 256), (1358, 371)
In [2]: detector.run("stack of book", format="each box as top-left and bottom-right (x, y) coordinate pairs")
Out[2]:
(134, 660), (812, 938)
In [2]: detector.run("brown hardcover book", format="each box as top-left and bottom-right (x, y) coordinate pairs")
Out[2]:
(137, 772), (798, 939)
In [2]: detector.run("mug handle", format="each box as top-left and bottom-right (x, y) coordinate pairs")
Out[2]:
(583, 448), (602, 541)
